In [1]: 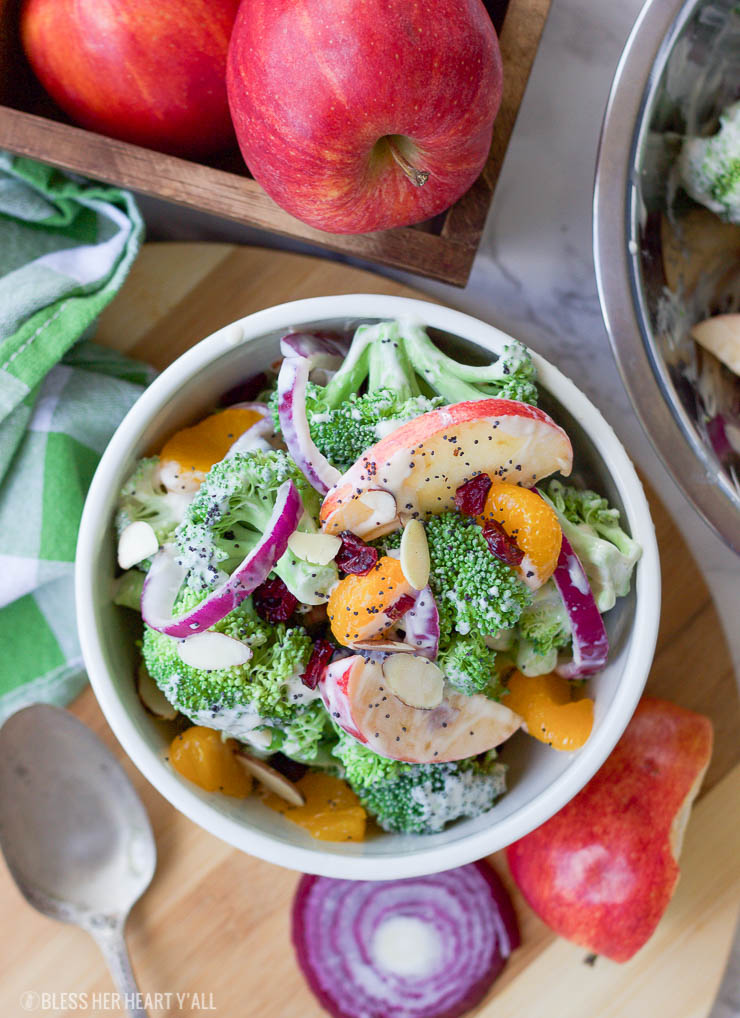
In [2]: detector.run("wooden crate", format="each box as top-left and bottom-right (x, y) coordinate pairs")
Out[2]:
(0, 0), (550, 286)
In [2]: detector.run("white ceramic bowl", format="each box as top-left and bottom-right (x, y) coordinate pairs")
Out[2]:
(76, 295), (660, 880)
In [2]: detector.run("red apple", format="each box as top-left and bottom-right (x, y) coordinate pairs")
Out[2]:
(320, 398), (573, 539)
(226, 0), (503, 233)
(321, 655), (521, 762)
(506, 698), (713, 962)
(21, 0), (240, 158)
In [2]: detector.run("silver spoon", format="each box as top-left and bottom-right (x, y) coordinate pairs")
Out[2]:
(0, 704), (156, 1018)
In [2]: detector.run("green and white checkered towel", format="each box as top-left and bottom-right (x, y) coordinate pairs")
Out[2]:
(0, 153), (147, 723)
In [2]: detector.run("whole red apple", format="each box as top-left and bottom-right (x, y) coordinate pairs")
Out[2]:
(226, 0), (503, 233)
(21, 0), (240, 158)
(506, 698), (713, 963)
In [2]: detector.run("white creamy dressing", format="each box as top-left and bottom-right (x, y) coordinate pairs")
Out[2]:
(157, 459), (203, 496)
(567, 555), (590, 596)
(408, 764), (507, 833)
(371, 916), (441, 978)
(163, 674), (268, 739)
(225, 418), (274, 457)
(283, 668), (323, 707)
(374, 418), (404, 441)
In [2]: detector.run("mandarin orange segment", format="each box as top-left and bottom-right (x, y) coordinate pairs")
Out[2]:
(159, 406), (264, 479)
(327, 555), (413, 646)
(505, 671), (594, 751)
(477, 481), (561, 589)
(169, 726), (253, 797)
(262, 772), (367, 841)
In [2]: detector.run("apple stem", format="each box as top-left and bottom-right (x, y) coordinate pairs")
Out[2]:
(388, 141), (429, 187)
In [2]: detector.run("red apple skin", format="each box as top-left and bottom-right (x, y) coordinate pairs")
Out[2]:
(226, 0), (503, 233)
(21, 0), (240, 158)
(506, 698), (713, 963)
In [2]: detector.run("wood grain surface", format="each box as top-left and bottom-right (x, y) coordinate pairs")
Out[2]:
(0, 0), (550, 286)
(1, 244), (738, 1018)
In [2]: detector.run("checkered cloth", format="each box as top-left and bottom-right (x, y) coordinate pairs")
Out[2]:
(0, 153), (146, 722)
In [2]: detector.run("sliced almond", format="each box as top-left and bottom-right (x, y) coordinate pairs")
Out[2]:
(691, 314), (740, 376)
(136, 663), (178, 720)
(352, 639), (417, 653)
(235, 751), (305, 806)
(117, 520), (159, 570)
(382, 653), (444, 710)
(400, 519), (430, 590)
(177, 632), (252, 670)
(351, 489), (398, 538)
(287, 530), (342, 564)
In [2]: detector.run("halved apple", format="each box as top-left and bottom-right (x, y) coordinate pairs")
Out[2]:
(505, 697), (713, 962)
(320, 655), (522, 763)
(319, 399), (573, 539)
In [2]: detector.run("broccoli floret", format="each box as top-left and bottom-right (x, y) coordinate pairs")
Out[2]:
(437, 631), (503, 698)
(678, 101), (740, 224)
(291, 386), (443, 473)
(253, 699), (337, 764)
(425, 512), (531, 639)
(513, 581), (572, 676)
(333, 732), (507, 834)
(141, 595), (314, 740)
(268, 320), (540, 472)
(540, 480), (641, 612)
(399, 320), (539, 406)
(112, 569), (145, 612)
(115, 457), (192, 546)
(175, 448), (338, 604)
(517, 581), (571, 655)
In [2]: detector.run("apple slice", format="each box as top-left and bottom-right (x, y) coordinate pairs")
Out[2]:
(661, 208), (740, 295)
(320, 655), (521, 763)
(690, 314), (740, 376)
(320, 399), (572, 539)
(505, 698), (713, 962)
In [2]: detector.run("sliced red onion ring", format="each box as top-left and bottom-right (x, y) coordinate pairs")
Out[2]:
(403, 586), (440, 659)
(226, 416), (275, 457)
(141, 480), (303, 638)
(292, 862), (520, 1018)
(278, 356), (341, 495)
(280, 331), (346, 366)
(552, 533), (609, 678)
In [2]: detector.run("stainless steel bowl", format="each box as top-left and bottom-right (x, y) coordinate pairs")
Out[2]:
(594, 0), (740, 552)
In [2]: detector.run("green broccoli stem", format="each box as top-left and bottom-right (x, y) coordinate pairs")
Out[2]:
(400, 320), (529, 404)
(321, 324), (375, 408)
(367, 322), (420, 399)
(399, 321), (490, 403)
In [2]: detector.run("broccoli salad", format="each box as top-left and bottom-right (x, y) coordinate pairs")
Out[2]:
(114, 319), (641, 840)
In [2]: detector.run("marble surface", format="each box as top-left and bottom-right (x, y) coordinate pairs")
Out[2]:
(139, 0), (739, 1010)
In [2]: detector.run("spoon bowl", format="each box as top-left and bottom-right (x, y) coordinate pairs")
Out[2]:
(0, 705), (156, 1017)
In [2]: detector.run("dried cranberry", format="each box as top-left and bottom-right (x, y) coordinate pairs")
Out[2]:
(385, 593), (416, 621)
(253, 577), (298, 623)
(268, 753), (308, 783)
(301, 639), (335, 689)
(219, 372), (270, 405)
(454, 473), (493, 516)
(482, 520), (524, 567)
(336, 531), (378, 575)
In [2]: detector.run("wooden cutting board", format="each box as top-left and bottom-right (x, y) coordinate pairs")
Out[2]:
(2, 244), (738, 1018)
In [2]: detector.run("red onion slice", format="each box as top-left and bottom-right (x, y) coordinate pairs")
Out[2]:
(277, 355), (342, 495)
(292, 862), (520, 1018)
(403, 586), (440, 659)
(280, 331), (346, 365)
(552, 533), (609, 678)
(141, 480), (303, 638)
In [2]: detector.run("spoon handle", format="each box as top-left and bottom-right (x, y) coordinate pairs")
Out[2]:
(90, 923), (149, 1018)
